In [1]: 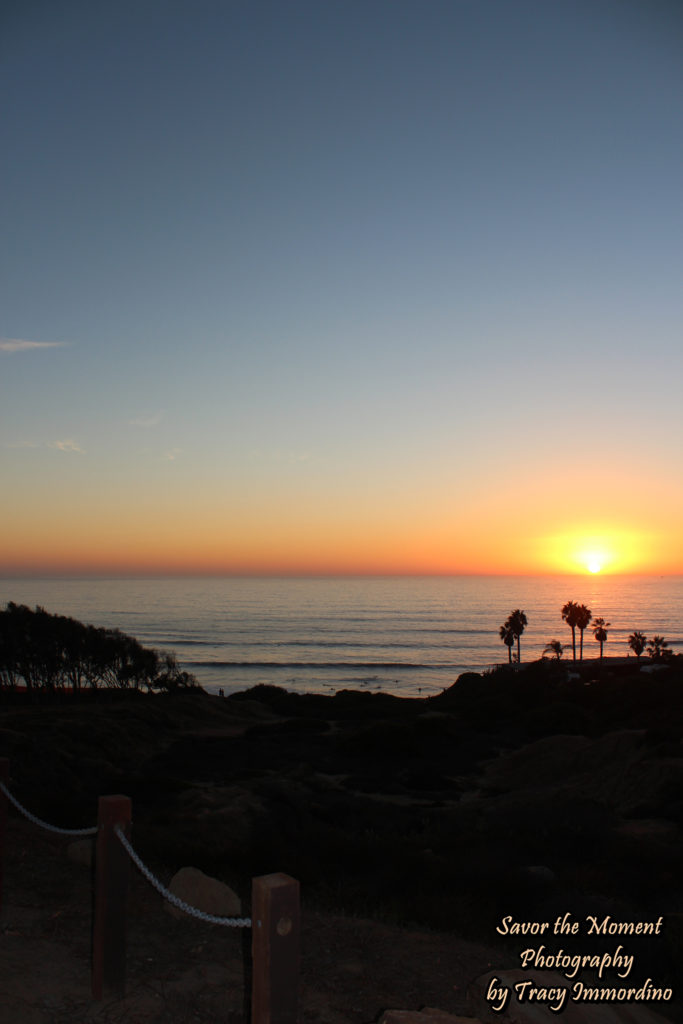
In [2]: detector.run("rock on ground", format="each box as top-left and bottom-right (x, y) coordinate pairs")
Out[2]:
(66, 837), (94, 867)
(166, 865), (242, 920)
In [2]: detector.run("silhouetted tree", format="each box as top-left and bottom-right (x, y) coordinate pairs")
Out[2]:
(59, 614), (88, 690)
(502, 609), (527, 664)
(561, 601), (581, 661)
(543, 639), (564, 660)
(0, 603), (196, 693)
(499, 623), (515, 664)
(592, 616), (610, 659)
(155, 652), (195, 691)
(647, 636), (671, 662)
(628, 631), (647, 660)
(0, 603), (23, 688)
(2, 603), (51, 691)
(576, 604), (592, 661)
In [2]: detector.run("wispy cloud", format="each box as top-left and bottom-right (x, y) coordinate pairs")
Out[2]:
(3, 438), (85, 453)
(0, 338), (68, 353)
(129, 411), (164, 428)
(164, 448), (183, 461)
(48, 439), (85, 454)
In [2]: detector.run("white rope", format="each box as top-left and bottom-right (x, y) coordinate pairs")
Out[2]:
(0, 781), (98, 837)
(114, 826), (251, 928)
(0, 781), (250, 926)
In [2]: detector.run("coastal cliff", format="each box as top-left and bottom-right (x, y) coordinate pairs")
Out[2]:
(1, 658), (682, 1021)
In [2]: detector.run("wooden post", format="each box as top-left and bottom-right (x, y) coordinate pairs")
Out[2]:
(0, 758), (8, 917)
(92, 795), (131, 1000)
(251, 873), (300, 1024)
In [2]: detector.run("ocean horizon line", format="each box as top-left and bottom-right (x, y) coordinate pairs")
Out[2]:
(1, 570), (680, 582)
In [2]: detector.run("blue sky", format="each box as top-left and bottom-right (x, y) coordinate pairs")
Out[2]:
(1, 1), (682, 574)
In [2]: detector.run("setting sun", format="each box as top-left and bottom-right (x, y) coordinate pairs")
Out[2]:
(537, 528), (661, 575)
(577, 545), (612, 575)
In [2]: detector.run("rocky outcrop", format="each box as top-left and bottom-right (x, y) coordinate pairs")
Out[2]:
(481, 728), (683, 819)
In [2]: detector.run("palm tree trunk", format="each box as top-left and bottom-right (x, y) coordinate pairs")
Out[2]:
(517, 635), (521, 664)
(572, 627), (576, 661)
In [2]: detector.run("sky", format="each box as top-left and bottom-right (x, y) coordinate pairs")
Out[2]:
(1, 0), (682, 576)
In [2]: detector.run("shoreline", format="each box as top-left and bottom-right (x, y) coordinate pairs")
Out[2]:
(167, 650), (683, 699)
(0, 651), (677, 703)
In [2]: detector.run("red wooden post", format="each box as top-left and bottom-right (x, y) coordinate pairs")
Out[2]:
(92, 795), (131, 1000)
(0, 758), (9, 917)
(251, 873), (300, 1024)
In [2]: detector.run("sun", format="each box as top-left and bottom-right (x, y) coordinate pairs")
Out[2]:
(578, 545), (611, 574)
(539, 526), (660, 575)
(541, 530), (623, 573)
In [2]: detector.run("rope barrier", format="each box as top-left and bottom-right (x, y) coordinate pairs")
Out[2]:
(0, 781), (98, 836)
(0, 761), (298, 1016)
(0, 776), (249, 927)
(114, 825), (252, 928)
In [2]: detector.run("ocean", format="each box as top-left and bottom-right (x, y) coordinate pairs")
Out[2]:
(1, 575), (681, 698)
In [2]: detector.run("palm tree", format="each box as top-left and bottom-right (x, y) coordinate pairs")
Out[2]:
(628, 631), (647, 660)
(592, 617), (610, 659)
(576, 604), (592, 661)
(499, 623), (515, 664)
(561, 601), (581, 661)
(543, 639), (564, 660)
(647, 636), (670, 662)
(506, 609), (528, 665)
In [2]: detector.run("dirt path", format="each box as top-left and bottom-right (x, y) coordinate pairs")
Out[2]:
(0, 816), (506, 1024)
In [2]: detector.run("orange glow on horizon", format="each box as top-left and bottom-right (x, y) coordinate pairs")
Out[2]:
(1, 525), (678, 577)
(1, 485), (681, 577)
